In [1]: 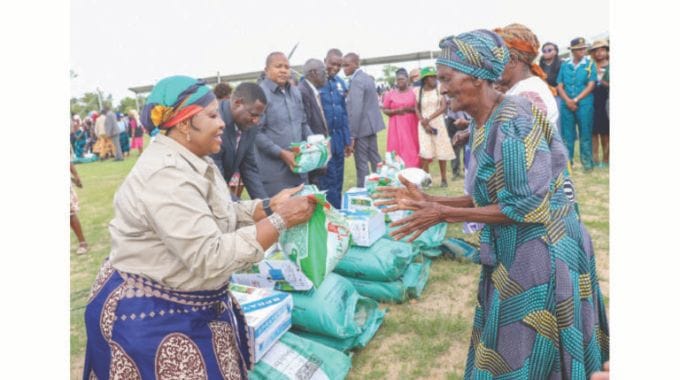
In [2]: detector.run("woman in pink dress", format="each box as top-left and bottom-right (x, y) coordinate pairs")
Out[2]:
(128, 109), (145, 155)
(382, 68), (420, 167)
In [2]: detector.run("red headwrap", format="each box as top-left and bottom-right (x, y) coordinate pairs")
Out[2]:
(494, 24), (557, 96)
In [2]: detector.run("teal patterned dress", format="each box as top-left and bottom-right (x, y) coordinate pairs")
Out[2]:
(464, 95), (608, 379)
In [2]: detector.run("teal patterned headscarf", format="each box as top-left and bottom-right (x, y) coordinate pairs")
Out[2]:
(436, 29), (509, 81)
(141, 75), (215, 131)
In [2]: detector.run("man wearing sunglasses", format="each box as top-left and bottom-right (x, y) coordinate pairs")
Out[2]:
(211, 82), (269, 200)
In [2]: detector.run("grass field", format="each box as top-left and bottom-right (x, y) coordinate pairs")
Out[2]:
(69, 131), (609, 379)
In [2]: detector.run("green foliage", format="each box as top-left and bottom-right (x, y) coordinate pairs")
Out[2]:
(70, 90), (148, 119)
(381, 64), (400, 87)
(116, 97), (138, 114)
(70, 92), (101, 118)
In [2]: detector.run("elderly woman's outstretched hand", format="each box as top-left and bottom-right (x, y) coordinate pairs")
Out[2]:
(388, 199), (442, 242)
(373, 175), (428, 213)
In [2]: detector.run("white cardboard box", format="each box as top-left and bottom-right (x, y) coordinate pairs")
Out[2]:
(340, 208), (386, 247)
(342, 187), (408, 223)
(342, 187), (374, 211)
(229, 283), (293, 363)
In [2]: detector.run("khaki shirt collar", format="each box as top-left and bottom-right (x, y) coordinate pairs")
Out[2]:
(155, 133), (211, 177)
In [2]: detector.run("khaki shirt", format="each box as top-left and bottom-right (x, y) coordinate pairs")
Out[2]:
(109, 134), (264, 291)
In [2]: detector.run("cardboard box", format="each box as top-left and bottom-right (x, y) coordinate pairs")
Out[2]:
(342, 187), (407, 223)
(229, 283), (293, 363)
(232, 244), (315, 292)
(342, 187), (374, 211)
(340, 208), (386, 247)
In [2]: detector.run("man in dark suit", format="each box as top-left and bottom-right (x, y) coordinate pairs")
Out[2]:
(211, 82), (268, 200)
(298, 58), (329, 187)
(343, 52), (386, 187)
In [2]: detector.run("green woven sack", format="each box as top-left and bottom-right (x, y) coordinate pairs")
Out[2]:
(420, 247), (443, 258)
(345, 277), (407, 304)
(441, 237), (479, 262)
(414, 222), (447, 248)
(402, 259), (432, 299)
(249, 332), (352, 380)
(386, 219), (447, 249)
(333, 237), (417, 282)
(290, 273), (374, 339)
(293, 302), (385, 353)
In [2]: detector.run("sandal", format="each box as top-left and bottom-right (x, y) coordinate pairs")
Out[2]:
(76, 242), (89, 255)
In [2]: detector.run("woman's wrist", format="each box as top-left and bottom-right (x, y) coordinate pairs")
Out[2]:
(267, 213), (287, 234)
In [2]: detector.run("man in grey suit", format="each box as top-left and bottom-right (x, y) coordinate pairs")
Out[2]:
(298, 58), (329, 187)
(104, 106), (123, 161)
(211, 82), (268, 200)
(256, 52), (313, 197)
(343, 52), (385, 187)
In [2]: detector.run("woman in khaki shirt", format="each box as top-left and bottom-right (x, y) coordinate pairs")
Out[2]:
(82, 75), (315, 380)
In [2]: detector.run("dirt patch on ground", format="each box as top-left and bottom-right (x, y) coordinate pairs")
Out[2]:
(348, 332), (419, 379)
(417, 268), (478, 322)
(428, 341), (469, 379)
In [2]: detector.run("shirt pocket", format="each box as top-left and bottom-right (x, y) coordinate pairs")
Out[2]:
(207, 191), (234, 232)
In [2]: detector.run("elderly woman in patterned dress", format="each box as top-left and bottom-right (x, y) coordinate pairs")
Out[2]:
(375, 30), (608, 379)
(82, 75), (316, 379)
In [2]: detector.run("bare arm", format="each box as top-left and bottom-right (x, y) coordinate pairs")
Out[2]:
(425, 194), (475, 208)
(374, 175), (473, 211)
(438, 203), (513, 224)
(414, 100), (422, 121)
(382, 108), (400, 116)
(389, 201), (513, 242)
(70, 163), (82, 188)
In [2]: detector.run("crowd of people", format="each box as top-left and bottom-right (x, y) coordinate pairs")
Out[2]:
(75, 23), (610, 380)
(380, 32), (610, 181)
(70, 108), (146, 161)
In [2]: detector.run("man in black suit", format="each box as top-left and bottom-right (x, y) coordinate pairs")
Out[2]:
(211, 82), (268, 200)
(298, 58), (329, 187)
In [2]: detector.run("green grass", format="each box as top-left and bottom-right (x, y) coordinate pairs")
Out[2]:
(70, 131), (609, 379)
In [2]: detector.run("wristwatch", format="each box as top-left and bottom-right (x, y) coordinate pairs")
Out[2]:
(262, 198), (273, 216)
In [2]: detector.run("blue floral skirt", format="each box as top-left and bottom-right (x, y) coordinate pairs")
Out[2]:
(83, 259), (253, 379)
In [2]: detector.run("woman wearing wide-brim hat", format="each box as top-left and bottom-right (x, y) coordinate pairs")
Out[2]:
(414, 66), (456, 187)
(589, 39), (610, 168)
(556, 37), (599, 172)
